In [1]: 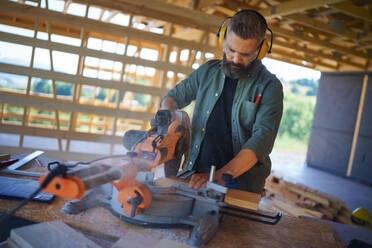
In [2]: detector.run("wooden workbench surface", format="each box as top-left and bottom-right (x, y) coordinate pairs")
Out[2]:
(0, 194), (342, 248)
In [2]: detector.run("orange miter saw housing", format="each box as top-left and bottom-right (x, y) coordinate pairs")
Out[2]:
(40, 109), (191, 217)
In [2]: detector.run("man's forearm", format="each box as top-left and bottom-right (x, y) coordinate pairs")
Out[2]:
(189, 149), (258, 189)
(216, 149), (258, 179)
(160, 96), (179, 111)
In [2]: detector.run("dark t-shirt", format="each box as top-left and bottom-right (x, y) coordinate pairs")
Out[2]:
(195, 76), (238, 172)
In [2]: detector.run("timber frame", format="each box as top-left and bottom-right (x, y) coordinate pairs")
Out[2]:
(0, 0), (371, 161)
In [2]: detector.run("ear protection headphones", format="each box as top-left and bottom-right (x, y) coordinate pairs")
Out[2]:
(217, 9), (273, 60)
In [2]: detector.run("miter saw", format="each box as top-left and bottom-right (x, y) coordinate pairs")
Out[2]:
(39, 110), (281, 247)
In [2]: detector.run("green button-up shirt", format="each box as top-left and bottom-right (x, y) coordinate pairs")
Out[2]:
(164, 60), (283, 193)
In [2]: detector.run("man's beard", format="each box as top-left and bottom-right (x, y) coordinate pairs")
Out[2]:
(222, 54), (256, 80)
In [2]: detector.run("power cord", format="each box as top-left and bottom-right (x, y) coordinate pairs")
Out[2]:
(0, 154), (131, 225)
(0, 162), (68, 224)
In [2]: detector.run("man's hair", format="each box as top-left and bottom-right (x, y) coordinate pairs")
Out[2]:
(227, 10), (267, 42)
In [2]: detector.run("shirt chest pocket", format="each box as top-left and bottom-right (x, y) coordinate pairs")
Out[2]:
(239, 100), (258, 131)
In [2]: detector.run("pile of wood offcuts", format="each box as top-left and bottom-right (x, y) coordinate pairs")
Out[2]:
(260, 174), (354, 226)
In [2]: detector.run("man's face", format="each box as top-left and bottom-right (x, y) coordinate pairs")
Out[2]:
(222, 31), (261, 79)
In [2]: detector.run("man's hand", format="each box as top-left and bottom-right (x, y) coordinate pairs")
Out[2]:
(188, 172), (225, 190)
(189, 173), (209, 190)
(188, 149), (258, 190)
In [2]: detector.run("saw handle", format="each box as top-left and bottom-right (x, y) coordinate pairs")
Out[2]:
(127, 190), (144, 217)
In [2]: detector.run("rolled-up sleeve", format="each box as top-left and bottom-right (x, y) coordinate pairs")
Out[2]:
(242, 79), (283, 163)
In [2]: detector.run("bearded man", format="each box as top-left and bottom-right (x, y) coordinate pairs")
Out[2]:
(161, 10), (283, 194)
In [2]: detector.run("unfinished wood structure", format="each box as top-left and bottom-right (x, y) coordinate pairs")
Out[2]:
(0, 0), (371, 161)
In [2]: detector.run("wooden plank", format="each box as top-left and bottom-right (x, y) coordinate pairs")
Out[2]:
(154, 239), (194, 248)
(0, 124), (122, 144)
(197, 0), (222, 10)
(331, 2), (372, 23)
(0, 1), (220, 54)
(265, 175), (347, 221)
(267, 53), (321, 70)
(0, 91), (154, 121)
(10, 221), (101, 248)
(271, 198), (312, 217)
(259, 0), (345, 19)
(285, 184), (330, 207)
(272, 47), (338, 70)
(273, 39), (365, 69)
(346, 74), (368, 176)
(155, 177), (260, 211)
(76, 0), (221, 33)
(112, 230), (161, 248)
(0, 146), (109, 162)
(112, 230), (194, 248)
(0, 62), (169, 98)
(224, 188), (261, 211)
(0, 31), (193, 76)
(271, 25), (370, 60)
(285, 14), (372, 43)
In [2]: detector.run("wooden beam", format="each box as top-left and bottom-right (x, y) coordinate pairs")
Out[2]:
(0, 31), (193, 76)
(0, 91), (154, 121)
(346, 74), (368, 177)
(273, 39), (365, 69)
(0, 62), (169, 97)
(331, 2), (372, 23)
(259, 0), (345, 19)
(74, 0), (220, 33)
(197, 0), (222, 10)
(0, 1), (220, 54)
(0, 145), (108, 162)
(285, 13), (372, 42)
(215, 5), (235, 16)
(271, 25), (370, 60)
(267, 52), (339, 71)
(0, 124), (122, 144)
(267, 54), (319, 70)
(271, 47), (338, 70)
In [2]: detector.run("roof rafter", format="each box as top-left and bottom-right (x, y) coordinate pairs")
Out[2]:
(271, 25), (369, 60)
(273, 39), (365, 69)
(271, 47), (338, 70)
(285, 13), (372, 42)
(259, 0), (346, 19)
(0, 1), (220, 54)
(331, 2), (372, 23)
(75, 0), (220, 33)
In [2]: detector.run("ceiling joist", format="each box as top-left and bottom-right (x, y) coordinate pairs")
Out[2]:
(285, 13), (372, 43)
(331, 2), (372, 23)
(271, 25), (369, 60)
(260, 0), (346, 19)
(273, 39), (365, 69)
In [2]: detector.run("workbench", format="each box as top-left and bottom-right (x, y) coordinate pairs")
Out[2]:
(0, 187), (343, 248)
(0, 153), (346, 247)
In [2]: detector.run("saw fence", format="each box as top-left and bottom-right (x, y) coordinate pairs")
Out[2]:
(262, 174), (356, 227)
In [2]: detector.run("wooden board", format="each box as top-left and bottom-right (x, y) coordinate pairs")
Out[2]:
(155, 176), (261, 211)
(112, 230), (193, 248)
(9, 221), (101, 248)
(224, 188), (261, 211)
